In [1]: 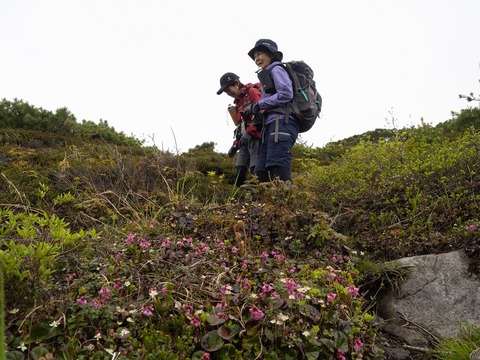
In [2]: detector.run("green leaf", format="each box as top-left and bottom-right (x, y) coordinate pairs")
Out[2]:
(217, 344), (237, 359)
(201, 330), (224, 352)
(5, 351), (24, 360)
(245, 320), (261, 336)
(217, 324), (239, 340)
(30, 346), (49, 360)
(283, 348), (298, 360)
(29, 324), (55, 342)
(207, 313), (226, 326)
(305, 344), (320, 360)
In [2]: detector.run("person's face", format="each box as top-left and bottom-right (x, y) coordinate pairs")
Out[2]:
(225, 82), (241, 98)
(254, 51), (272, 70)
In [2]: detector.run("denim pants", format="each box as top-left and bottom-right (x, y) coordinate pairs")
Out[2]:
(255, 117), (298, 174)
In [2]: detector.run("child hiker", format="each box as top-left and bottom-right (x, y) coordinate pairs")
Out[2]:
(217, 72), (262, 186)
(243, 39), (299, 183)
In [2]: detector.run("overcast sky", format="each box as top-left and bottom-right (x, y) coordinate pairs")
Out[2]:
(1, 1), (479, 153)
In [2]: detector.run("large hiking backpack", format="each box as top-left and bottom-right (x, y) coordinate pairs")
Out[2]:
(260, 61), (322, 133)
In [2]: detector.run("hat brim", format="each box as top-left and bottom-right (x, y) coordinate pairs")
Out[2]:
(216, 83), (230, 95)
(248, 45), (283, 60)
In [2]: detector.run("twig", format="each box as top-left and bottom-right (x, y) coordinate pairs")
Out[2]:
(398, 311), (441, 344)
(402, 344), (431, 353)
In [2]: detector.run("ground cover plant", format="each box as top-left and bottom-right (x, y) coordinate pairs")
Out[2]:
(1, 185), (383, 359)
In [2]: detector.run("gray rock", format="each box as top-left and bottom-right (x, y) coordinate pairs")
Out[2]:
(378, 249), (480, 339)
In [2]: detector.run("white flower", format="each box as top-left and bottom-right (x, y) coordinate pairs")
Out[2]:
(297, 286), (311, 293)
(94, 332), (102, 340)
(127, 317), (135, 323)
(250, 293), (258, 299)
(18, 342), (27, 351)
(49, 318), (61, 328)
(302, 330), (311, 337)
(124, 281), (131, 287)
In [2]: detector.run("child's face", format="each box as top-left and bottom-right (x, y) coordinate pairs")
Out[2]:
(254, 51), (272, 70)
(225, 83), (241, 98)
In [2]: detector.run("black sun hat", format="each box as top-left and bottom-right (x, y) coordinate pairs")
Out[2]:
(216, 72), (239, 95)
(248, 39), (283, 60)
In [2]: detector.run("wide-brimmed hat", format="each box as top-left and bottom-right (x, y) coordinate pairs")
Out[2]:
(216, 72), (239, 95)
(248, 39), (283, 60)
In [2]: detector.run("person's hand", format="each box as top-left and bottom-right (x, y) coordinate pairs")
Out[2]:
(243, 103), (260, 119)
(239, 133), (253, 147)
(227, 145), (238, 157)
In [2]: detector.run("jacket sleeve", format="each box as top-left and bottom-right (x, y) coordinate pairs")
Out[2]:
(257, 66), (293, 110)
(248, 86), (262, 103)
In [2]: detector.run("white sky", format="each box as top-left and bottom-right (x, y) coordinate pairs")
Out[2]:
(1, 1), (479, 153)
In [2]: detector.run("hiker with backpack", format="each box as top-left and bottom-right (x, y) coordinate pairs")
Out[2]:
(217, 72), (262, 186)
(243, 39), (298, 183)
(244, 39), (322, 183)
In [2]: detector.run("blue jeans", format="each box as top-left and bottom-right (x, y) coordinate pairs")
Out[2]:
(255, 117), (298, 175)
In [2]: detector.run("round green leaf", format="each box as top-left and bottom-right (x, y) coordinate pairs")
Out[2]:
(201, 330), (224, 352)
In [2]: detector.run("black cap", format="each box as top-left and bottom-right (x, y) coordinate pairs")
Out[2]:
(248, 39), (283, 60)
(216, 72), (239, 95)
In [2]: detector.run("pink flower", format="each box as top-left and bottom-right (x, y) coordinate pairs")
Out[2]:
(125, 232), (136, 244)
(65, 273), (76, 284)
(242, 260), (248, 268)
(249, 306), (265, 320)
(184, 304), (193, 313)
(274, 253), (285, 261)
(289, 266), (296, 273)
(91, 298), (102, 308)
(261, 252), (269, 259)
(161, 238), (171, 247)
(284, 278), (299, 295)
(76, 295), (87, 305)
(262, 284), (273, 294)
(115, 252), (121, 260)
(220, 284), (231, 295)
(221, 263), (227, 270)
(216, 299), (228, 310)
(99, 286), (111, 303)
(99, 286), (111, 297)
(190, 315), (201, 328)
(113, 282), (122, 291)
(216, 238), (224, 246)
(332, 254), (340, 262)
(336, 349), (347, 360)
(354, 338), (363, 351)
(161, 285), (168, 294)
(201, 352), (210, 360)
(142, 304), (154, 317)
(138, 238), (151, 249)
(327, 293), (337, 302)
(186, 237), (193, 244)
(243, 278), (251, 290)
(231, 246), (238, 254)
(347, 285), (359, 297)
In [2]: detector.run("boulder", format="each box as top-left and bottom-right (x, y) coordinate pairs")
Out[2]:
(379, 249), (480, 340)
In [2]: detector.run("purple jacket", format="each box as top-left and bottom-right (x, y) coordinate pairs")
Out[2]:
(257, 61), (294, 126)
